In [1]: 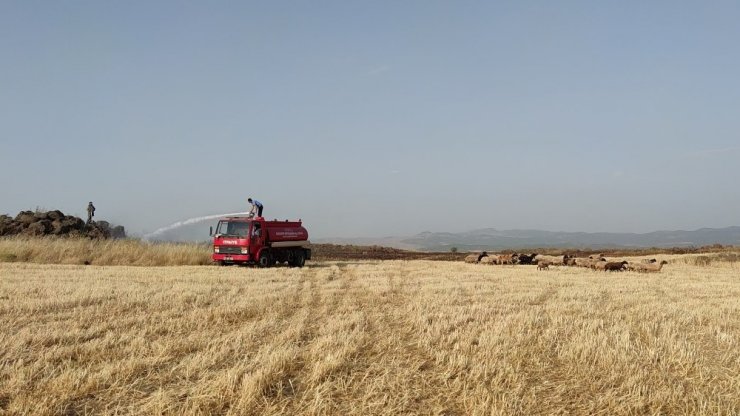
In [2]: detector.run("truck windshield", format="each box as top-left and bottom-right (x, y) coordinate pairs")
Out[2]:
(216, 221), (250, 237)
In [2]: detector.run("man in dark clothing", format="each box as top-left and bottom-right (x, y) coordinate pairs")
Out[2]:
(248, 198), (263, 218)
(87, 202), (96, 224)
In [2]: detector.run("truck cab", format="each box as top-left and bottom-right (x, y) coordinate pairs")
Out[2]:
(211, 216), (310, 267)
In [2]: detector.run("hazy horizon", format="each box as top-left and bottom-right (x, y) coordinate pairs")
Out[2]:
(2, 1), (739, 239)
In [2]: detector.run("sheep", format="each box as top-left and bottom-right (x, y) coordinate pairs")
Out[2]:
(498, 253), (518, 265)
(591, 260), (608, 271)
(517, 253), (537, 265)
(641, 258), (657, 264)
(564, 257), (578, 266)
(643, 260), (668, 272)
(464, 251), (488, 264)
(479, 256), (498, 265)
(537, 261), (551, 271)
(626, 261), (652, 271)
(574, 258), (596, 268)
(604, 261), (628, 272)
(534, 254), (569, 266)
(583, 255), (606, 263)
(625, 262), (641, 271)
(631, 260), (669, 273)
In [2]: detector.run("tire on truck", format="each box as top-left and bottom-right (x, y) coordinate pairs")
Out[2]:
(290, 249), (305, 268)
(258, 250), (272, 268)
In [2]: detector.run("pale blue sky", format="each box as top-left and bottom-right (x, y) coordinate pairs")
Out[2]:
(1, 1), (739, 238)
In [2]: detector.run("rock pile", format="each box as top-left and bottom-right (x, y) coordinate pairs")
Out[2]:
(0, 210), (126, 239)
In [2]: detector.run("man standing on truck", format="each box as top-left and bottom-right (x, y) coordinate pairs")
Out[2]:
(86, 202), (95, 224)
(248, 198), (263, 218)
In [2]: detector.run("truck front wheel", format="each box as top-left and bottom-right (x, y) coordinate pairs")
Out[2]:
(258, 251), (271, 268)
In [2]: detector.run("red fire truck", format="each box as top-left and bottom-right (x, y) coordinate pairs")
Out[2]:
(211, 216), (310, 267)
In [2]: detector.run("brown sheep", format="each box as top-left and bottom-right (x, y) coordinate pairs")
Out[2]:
(498, 253), (518, 265)
(537, 262), (550, 271)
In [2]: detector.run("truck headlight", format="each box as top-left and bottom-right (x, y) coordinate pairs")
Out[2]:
(241, 247), (248, 254)
(214, 246), (220, 253)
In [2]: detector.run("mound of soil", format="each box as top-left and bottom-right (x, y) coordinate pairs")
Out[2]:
(0, 210), (126, 239)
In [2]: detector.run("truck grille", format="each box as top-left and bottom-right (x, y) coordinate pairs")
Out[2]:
(218, 246), (243, 254)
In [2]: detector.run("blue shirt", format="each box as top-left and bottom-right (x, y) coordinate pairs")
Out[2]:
(252, 200), (263, 208)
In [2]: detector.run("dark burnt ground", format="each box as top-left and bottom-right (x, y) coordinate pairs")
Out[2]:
(309, 244), (465, 261)
(309, 243), (737, 262)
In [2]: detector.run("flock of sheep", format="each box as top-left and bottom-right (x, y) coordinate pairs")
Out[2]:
(464, 252), (669, 273)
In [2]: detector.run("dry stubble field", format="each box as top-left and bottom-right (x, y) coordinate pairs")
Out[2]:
(1, 258), (739, 415)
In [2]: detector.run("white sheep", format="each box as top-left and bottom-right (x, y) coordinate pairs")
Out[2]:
(629, 260), (668, 273)
(534, 254), (567, 266)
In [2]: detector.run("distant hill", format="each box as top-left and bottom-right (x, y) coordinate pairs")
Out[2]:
(317, 226), (740, 251)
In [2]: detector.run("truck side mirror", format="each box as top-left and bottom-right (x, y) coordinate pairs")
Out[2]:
(209, 226), (213, 236)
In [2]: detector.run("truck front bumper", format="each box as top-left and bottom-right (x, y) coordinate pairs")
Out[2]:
(212, 253), (251, 263)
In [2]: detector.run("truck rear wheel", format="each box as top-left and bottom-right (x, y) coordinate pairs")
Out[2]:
(292, 250), (305, 268)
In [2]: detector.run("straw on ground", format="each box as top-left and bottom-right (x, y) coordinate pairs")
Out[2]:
(0, 258), (739, 415)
